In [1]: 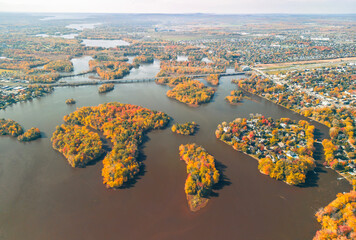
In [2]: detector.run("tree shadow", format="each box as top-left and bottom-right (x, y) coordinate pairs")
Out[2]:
(313, 128), (326, 142)
(209, 159), (231, 198)
(298, 140), (327, 188)
(40, 131), (48, 138)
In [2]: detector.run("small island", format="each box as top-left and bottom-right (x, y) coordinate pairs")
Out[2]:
(89, 60), (132, 80)
(167, 80), (215, 106)
(206, 74), (220, 85)
(65, 98), (76, 104)
(179, 143), (220, 211)
(98, 83), (115, 93)
(314, 190), (356, 240)
(18, 127), (41, 142)
(1, 118), (41, 142)
(0, 118), (24, 137)
(171, 121), (197, 135)
(225, 90), (247, 105)
(216, 116), (316, 185)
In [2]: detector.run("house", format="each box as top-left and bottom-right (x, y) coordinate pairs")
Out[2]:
(278, 142), (285, 148)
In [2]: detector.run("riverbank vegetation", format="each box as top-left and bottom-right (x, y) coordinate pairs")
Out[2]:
(98, 83), (114, 93)
(167, 80), (215, 106)
(179, 143), (220, 211)
(171, 122), (197, 135)
(58, 102), (170, 188)
(314, 190), (356, 240)
(216, 116), (316, 185)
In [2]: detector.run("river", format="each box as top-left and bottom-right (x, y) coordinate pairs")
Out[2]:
(0, 63), (351, 240)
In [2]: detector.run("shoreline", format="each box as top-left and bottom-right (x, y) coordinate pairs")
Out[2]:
(187, 195), (209, 212)
(238, 86), (353, 185)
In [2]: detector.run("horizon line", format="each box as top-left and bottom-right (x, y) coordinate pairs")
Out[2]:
(0, 11), (356, 15)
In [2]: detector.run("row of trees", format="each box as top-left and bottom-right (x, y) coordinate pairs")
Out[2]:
(179, 143), (220, 211)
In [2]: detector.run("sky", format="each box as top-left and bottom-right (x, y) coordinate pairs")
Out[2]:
(0, 0), (355, 14)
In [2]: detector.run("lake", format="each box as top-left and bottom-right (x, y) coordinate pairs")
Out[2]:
(0, 67), (351, 240)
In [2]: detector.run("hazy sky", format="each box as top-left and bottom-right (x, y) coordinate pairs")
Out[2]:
(0, 0), (355, 14)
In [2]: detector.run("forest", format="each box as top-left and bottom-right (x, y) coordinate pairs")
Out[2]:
(52, 124), (104, 167)
(166, 80), (215, 106)
(314, 190), (356, 240)
(60, 102), (170, 188)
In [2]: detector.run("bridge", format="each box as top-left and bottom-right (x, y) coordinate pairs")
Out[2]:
(53, 72), (246, 87)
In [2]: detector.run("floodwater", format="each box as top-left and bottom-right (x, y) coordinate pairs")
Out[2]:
(0, 65), (351, 240)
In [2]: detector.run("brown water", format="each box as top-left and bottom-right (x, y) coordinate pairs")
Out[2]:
(0, 74), (351, 240)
